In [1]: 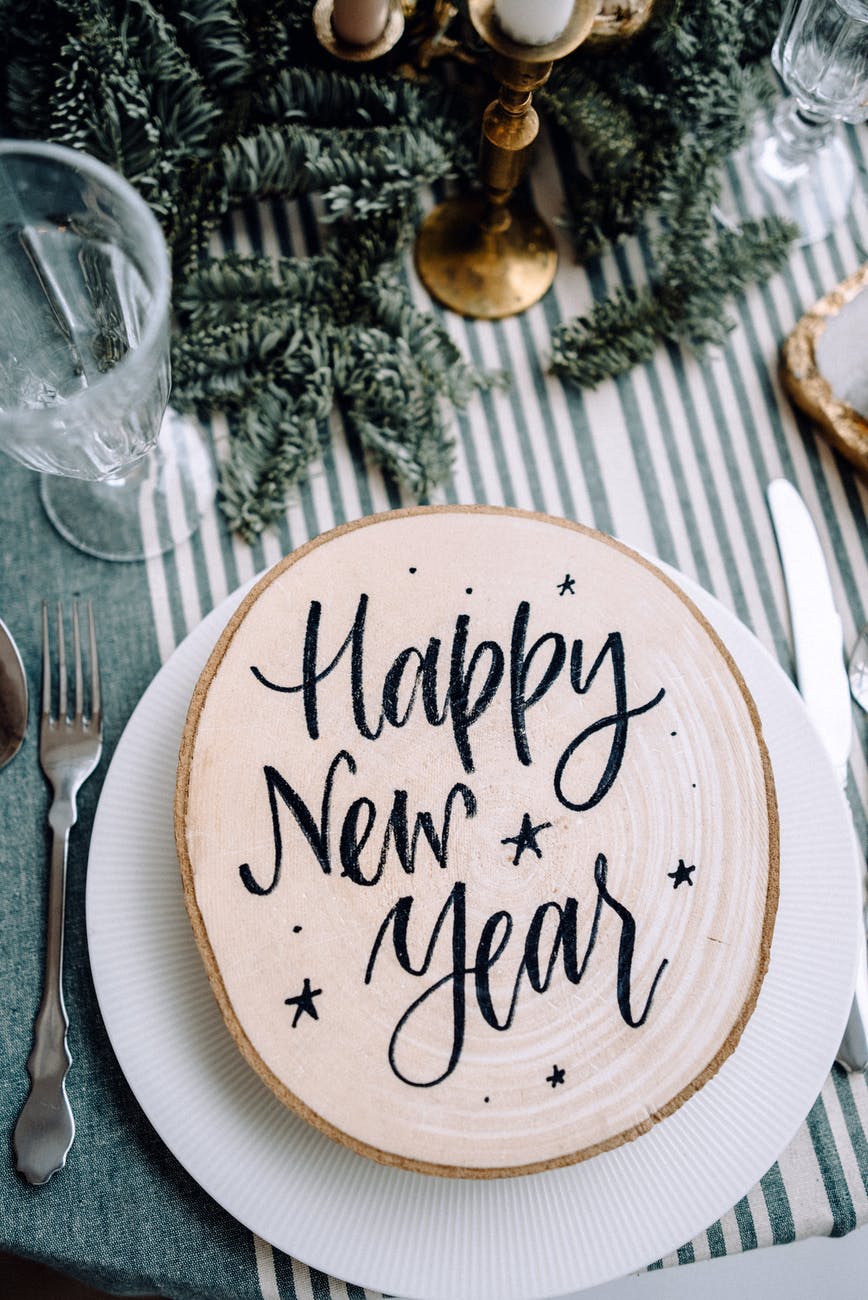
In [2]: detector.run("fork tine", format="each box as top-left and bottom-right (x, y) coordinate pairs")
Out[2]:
(87, 601), (101, 726)
(41, 602), (51, 719)
(56, 602), (67, 721)
(72, 602), (83, 721)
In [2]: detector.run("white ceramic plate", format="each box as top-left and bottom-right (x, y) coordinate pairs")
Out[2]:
(86, 566), (860, 1300)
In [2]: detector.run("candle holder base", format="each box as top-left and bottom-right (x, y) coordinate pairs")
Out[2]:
(415, 195), (557, 319)
(313, 0), (405, 61)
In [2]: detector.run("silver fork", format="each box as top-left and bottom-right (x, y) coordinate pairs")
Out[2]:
(13, 601), (102, 1185)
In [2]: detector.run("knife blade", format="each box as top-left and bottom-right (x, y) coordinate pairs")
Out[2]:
(767, 479), (852, 785)
(767, 478), (867, 1071)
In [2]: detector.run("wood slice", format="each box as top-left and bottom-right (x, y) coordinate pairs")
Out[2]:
(175, 507), (778, 1178)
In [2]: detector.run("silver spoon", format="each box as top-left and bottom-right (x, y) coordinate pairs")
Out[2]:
(849, 625), (868, 713)
(0, 617), (28, 767)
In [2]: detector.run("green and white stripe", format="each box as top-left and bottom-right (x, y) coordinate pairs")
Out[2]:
(140, 122), (867, 1299)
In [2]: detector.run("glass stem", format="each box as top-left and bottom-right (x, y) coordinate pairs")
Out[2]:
(773, 98), (835, 167)
(101, 456), (150, 490)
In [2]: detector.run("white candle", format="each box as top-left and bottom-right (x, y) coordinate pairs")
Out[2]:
(332, 0), (390, 45)
(494, 0), (574, 45)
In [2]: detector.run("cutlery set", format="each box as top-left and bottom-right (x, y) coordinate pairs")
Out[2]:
(1, 489), (865, 1186)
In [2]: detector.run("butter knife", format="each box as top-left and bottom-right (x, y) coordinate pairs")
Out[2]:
(767, 478), (867, 1071)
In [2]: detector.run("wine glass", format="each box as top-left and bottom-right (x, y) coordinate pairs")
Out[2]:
(0, 140), (215, 561)
(723, 0), (868, 245)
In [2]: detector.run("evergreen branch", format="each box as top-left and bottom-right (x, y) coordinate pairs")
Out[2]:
(360, 278), (504, 406)
(3, 0), (79, 137)
(171, 240), (491, 533)
(48, 1), (219, 177)
(551, 212), (795, 387)
(221, 121), (467, 217)
(175, 250), (338, 324)
(264, 64), (459, 130)
(337, 323), (457, 499)
(550, 287), (661, 388)
(172, 308), (334, 413)
(159, 0), (253, 90)
(218, 385), (331, 539)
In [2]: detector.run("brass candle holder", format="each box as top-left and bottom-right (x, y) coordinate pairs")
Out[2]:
(414, 0), (598, 319)
(313, 0), (406, 62)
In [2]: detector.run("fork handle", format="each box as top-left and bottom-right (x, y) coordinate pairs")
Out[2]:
(14, 806), (76, 1185)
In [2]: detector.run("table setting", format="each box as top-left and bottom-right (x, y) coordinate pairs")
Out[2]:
(1, 1), (867, 1298)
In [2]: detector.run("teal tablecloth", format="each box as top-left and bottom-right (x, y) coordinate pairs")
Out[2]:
(1, 125), (867, 1300)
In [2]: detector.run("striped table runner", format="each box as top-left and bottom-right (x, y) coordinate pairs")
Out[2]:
(0, 123), (865, 1300)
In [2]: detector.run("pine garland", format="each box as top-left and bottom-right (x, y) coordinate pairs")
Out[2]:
(0, 0), (795, 536)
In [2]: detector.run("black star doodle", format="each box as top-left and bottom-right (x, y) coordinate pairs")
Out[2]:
(546, 1065), (566, 1088)
(668, 859), (696, 889)
(284, 977), (322, 1027)
(557, 574), (576, 596)
(501, 813), (552, 865)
